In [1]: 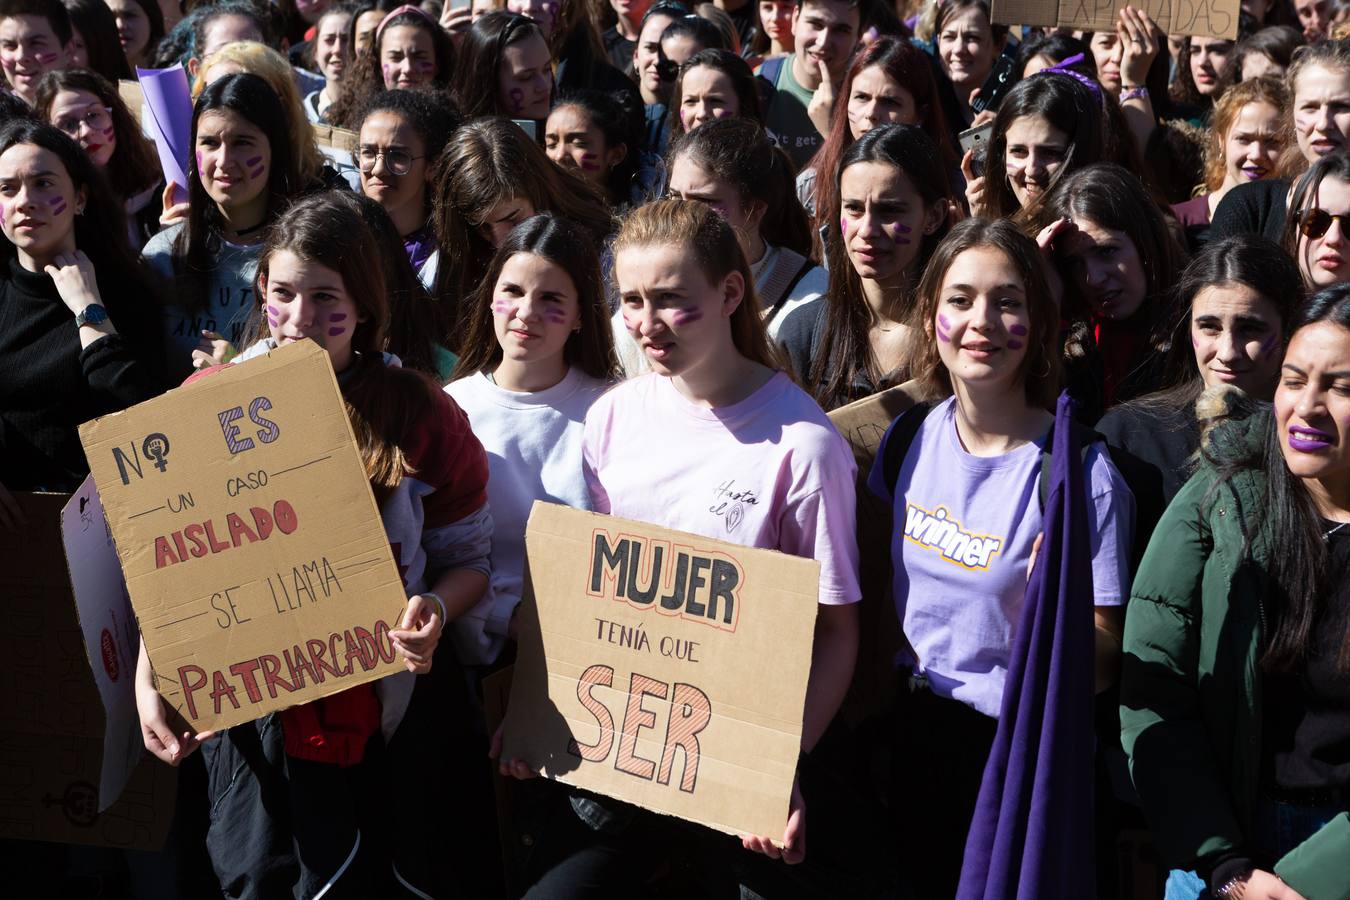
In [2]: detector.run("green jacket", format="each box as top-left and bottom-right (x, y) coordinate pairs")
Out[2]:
(1120, 412), (1350, 900)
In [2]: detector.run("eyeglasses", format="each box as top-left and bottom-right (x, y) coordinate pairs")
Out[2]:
(357, 146), (423, 176)
(53, 106), (113, 139)
(1299, 207), (1350, 239)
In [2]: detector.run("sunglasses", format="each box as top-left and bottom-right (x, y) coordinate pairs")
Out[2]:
(1299, 207), (1349, 239)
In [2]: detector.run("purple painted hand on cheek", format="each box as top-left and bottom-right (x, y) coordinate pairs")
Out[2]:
(936, 312), (952, 343)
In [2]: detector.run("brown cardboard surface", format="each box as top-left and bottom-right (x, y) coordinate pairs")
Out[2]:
(501, 502), (820, 840)
(992, 0), (1240, 38)
(0, 492), (175, 849)
(77, 340), (408, 734)
(827, 384), (921, 723)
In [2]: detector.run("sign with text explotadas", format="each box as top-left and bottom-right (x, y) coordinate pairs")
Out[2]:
(501, 502), (820, 840)
(78, 341), (408, 734)
(993, 0), (1239, 39)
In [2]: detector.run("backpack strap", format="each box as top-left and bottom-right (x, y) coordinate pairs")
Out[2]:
(760, 248), (813, 321)
(882, 401), (939, 497)
(1037, 420), (1107, 510)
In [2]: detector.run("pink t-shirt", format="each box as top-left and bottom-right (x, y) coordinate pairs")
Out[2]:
(582, 372), (861, 606)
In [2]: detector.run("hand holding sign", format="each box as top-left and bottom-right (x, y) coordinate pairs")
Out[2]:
(742, 776), (806, 864)
(135, 639), (214, 765)
(390, 594), (443, 674)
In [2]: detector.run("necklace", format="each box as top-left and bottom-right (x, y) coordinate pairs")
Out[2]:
(1324, 521), (1350, 542)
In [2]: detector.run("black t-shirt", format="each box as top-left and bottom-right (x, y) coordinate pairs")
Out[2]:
(1263, 523), (1350, 792)
(1209, 179), (1288, 244)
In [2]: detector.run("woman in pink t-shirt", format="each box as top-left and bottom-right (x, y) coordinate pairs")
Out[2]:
(496, 198), (866, 896)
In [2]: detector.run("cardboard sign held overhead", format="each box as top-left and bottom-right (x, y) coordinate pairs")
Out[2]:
(78, 340), (409, 735)
(501, 502), (820, 841)
(992, 0), (1239, 39)
(0, 492), (176, 849)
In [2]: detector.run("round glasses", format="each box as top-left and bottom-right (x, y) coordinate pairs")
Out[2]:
(357, 146), (423, 176)
(54, 106), (113, 139)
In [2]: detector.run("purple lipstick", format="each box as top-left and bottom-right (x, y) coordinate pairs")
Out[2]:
(1289, 424), (1335, 452)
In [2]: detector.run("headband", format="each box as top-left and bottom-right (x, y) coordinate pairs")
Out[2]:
(375, 4), (438, 41)
(1036, 53), (1104, 107)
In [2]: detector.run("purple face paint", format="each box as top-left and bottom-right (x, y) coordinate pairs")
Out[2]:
(508, 87), (526, 114)
(245, 155), (265, 179)
(416, 60), (435, 73)
(1258, 333), (1279, 358)
(492, 298), (513, 315)
(578, 151), (601, 172)
(195, 151), (203, 173)
(621, 312), (638, 333)
(382, 64), (394, 84)
(673, 307), (703, 325)
(265, 304), (281, 327)
(937, 313), (952, 330)
(50, 198), (67, 215)
(543, 307), (568, 325)
(1009, 323), (1028, 336)
(890, 222), (912, 245)
(35, 52), (59, 66)
(840, 216), (848, 234)
(328, 312), (348, 323)
(936, 326), (951, 343)
(1006, 339), (1024, 350)
(327, 326), (347, 337)
(101, 126), (114, 141)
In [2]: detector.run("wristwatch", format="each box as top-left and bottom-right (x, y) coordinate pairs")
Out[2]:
(74, 303), (108, 327)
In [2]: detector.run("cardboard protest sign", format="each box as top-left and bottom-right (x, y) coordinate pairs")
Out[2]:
(501, 502), (820, 840)
(0, 492), (175, 849)
(827, 383), (922, 724)
(78, 340), (409, 734)
(992, 0), (1239, 39)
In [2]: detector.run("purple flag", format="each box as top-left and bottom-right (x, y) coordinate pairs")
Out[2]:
(956, 391), (1098, 899)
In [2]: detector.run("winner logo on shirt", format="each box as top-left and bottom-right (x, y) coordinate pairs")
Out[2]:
(903, 503), (1003, 571)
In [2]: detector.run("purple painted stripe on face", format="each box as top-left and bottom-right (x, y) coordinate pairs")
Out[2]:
(673, 307), (703, 325)
(936, 326), (952, 343)
(245, 156), (263, 166)
(328, 326), (347, 337)
(328, 312), (348, 322)
(937, 313), (952, 330)
(266, 316), (279, 327)
(492, 299), (512, 315)
(1009, 323), (1028, 336)
(50, 200), (68, 215)
(543, 308), (568, 324)
(1258, 333), (1279, 357)
(1006, 339), (1024, 350)
(249, 166), (265, 179)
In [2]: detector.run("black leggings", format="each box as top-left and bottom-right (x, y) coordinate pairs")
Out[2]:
(889, 684), (998, 900)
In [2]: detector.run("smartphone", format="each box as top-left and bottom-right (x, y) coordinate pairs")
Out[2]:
(511, 118), (538, 141)
(970, 47), (1018, 116)
(958, 122), (992, 176)
(450, 0), (470, 8)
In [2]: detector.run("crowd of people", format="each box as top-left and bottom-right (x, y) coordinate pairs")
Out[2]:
(2, 0), (1349, 895)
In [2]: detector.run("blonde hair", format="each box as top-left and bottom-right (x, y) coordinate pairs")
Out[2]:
(1202, 75), (1288, 192)
(193, 41), (325, 185)
(1280, 38), (1350, 177)
(613, 198), (779, 370)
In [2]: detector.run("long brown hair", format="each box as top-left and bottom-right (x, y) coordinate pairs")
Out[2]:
(326, 6), (457, 128)
(255, 190), (441, 502)
(452, 213), (620, 381)
(912, 218), (1061, 409)
(808, 124), (956, 410)
(34, 68), (160, 200)
(805, 36), (953, 248)
(430, 117), (615, 341)
(613, 198), (779, 370)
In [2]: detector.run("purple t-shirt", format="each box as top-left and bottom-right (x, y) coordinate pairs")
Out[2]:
(867, 397), (1133, 717)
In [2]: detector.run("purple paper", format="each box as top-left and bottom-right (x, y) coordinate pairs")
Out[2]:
(135, 64), (192, 205)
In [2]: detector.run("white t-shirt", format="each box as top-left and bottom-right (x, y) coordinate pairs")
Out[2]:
(446, 367), (610, 663)
(582, 371), (861, 605)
